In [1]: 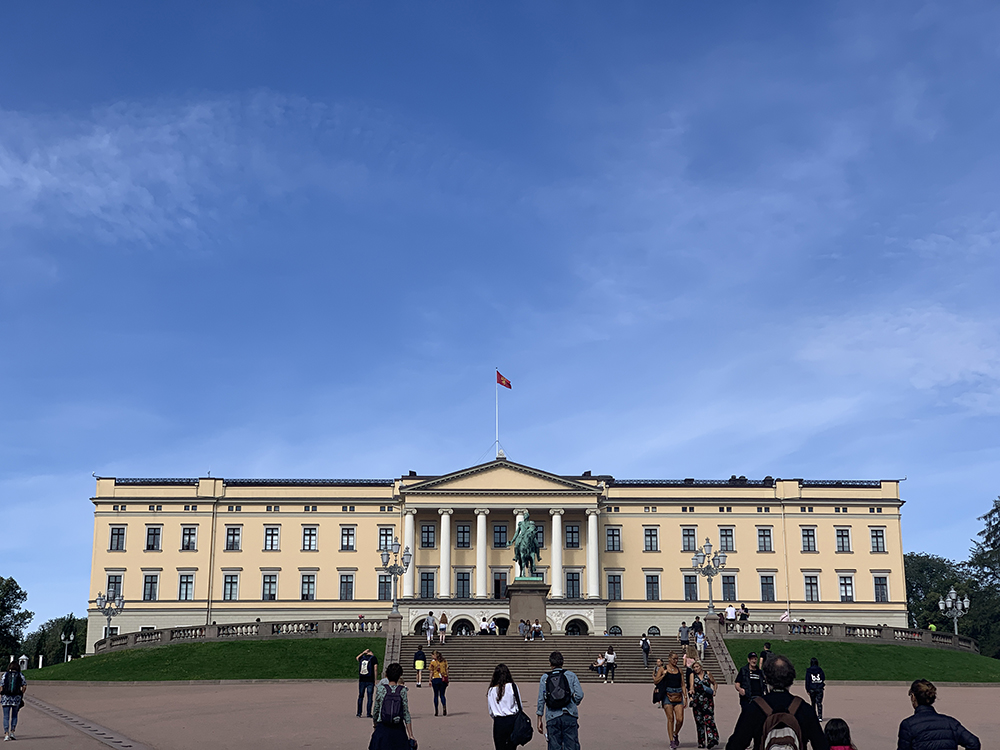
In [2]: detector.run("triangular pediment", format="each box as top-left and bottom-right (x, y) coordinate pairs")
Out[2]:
(401, 459), (601, 496)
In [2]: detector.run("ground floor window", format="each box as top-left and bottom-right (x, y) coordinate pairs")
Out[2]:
(566, 572), (581, 599)
(420, 571), (435, 599)
(760, 575), (776, 602)
(178, 574), (194, 601)
(340, 574), (355, 601)
(722, 574), (737, 601)
(301, 574), (316, 601)
(262, 574), (277, 601)
(377, 574), (391, 601)
(839, 576), (854, 602)
(684, 574), (698, 601)
(493, 571), (507, 598)
(804, 575), (819, 602)
(607, 574), (622, 601)
(455, 571), (471, 599)
(223, 574), (239, 601)
(874, 576), (889, 603)
(645, 574), (660, 601)
(142, 574), (158, 601)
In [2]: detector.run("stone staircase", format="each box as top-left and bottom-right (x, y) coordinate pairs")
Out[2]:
(400, 634), (729, 684)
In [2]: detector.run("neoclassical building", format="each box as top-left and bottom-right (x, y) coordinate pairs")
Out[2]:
(86, 457), (908, 652)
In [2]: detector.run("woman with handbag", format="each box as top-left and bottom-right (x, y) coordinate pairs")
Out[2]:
(429, 651), (449, 716)
(653, 652), (686, 749)
(687, 661), (719, 749)
(1, 660), (26, 742)
(487, 663), (532, 750)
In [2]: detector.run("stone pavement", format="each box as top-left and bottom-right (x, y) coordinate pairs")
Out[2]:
(18, 680), (1000, 749)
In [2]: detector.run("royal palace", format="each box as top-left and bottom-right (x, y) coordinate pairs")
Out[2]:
(86, 457), (908, 652)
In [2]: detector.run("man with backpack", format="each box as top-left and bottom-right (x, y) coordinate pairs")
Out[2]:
(725, 654), (828, 750)
(536, 651), (584, 750)
(639, 633), (651, 668)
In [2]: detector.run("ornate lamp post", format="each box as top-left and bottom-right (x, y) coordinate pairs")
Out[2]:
(61, 630), (75, 663)
(95, 591), (125, 638)
(691, 538), (728, 615)
(380, 537), (412, 616)
(938, 587), (970, 635)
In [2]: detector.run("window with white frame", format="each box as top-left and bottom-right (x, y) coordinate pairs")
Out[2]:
(839, 575), (854, 602)
(871, 528), (886, 553)
(758, 528), (773, 552)
(110, 526), (126, 551)
(225, 527), (241, 551)
(106, 574), (122, 600)
(301, 574), (316, 601)
(607, 574), (622, 600)
(566, 571), (581, 598)
(684, 574), (699, 601)
(420, 571), (435, 598)
(142, 574), (158, 601)
(178, 574), (194, 601)
(340, 574), (355, 600)
(804, 575), (820, 602)
(223, 574), (239, 600)
(722, 574), (737, 601)
(760, 575), (776, 601)
(341, 526), (356, 551)
(801, 527), (817, 552)
(494, 524), (508, 548)
(836, 528), (852, 552)
(644, 527), (659, 552)
(302, 526), (318, 551)
(719, 527), (735, 552)
(181, 526), (197, 551)
(377, 574), (391, 601)
(421, 524), (436, 548)
(264, 526), (280, 551)
(874, 575), (889, 602)
(262, 574), (278, 600)
(145, 526), (162, 551)
(456, 524), (471, 548)
(606, 527), (621, 551)
(565, 525), (580, 549)
(535, 525), (545, 549)
(455, 571), (471, 599)
(682, 528), (697, 552)
(379, 527), (394, 551)
(645, 574), (660, 601)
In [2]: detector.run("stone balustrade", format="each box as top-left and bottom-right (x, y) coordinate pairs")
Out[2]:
(723, 620), (978, 653)
(94, 618), (384, 654)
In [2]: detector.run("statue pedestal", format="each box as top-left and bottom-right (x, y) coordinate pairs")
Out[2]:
(507, 579), (550, 637)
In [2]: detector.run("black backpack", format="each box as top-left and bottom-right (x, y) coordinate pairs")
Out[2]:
(544, 669), (572, 710)
(1, 672), (19, 697)
(380, 685), (404, 725)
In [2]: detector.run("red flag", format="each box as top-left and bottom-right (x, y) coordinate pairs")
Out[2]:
(496, 371), (512, 389)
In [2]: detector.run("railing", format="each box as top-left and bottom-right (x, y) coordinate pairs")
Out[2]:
(94, 617), (387, 654)
(724, 621), (978, 654)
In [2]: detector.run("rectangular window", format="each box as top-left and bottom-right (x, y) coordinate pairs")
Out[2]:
(535, 526), (545, 549)
(758, 528), (773, 552)
(456, 524), (471, 548)
(802, 528), (817, 552)
(871, 529), (886, 553)
(379, 527), (394, 551)
(110, 526), (126, 551)
(719, 528), (734, 552)
(566, 572), (581, 599)
(264, 527), (280, 551)
(760, 575), (776, 602)
(302, 527), (318, 551)
(722, 574), (737, 601)
(606, 527), (622, 551)
(682, 528), (697, 552)
(301, 574), (316, 601)
(225, 527), (241, 551)
(341, 527), (356, 551)
(644, 527), (659, 552)
(340, 574), (355, 601)
(565, 525), (580, 549)
(645, 574), (660, 601)
(839, 576), (854, 602)
(493, 571), (507, 598)
(804, 575), (819, 602)
(836, 528), (852, 552)
(420, 571), (435, 599)
(145, 527), (161, 551)
(223, 574), (239, 601)
(421, 524), (436, 548)
(106, 574), (122, 600)
(377, 574), (391, 601)
(455, 571), (471, 599)
(181, 527), (197, 551)
(178, 574), (194, 601)
(142, 574), (158, 601)
(103, 626), (120, 638)
(874, 576), (889, 602)
(262, 574), (277, 600)
(607, 574), (622, 601)
(684, 574), (699, 601)
(494, 524), (508, 548)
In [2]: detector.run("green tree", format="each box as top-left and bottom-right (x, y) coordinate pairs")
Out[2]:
(903, 552), (962, 630)
(969, 496), (1000, 588)
(21, 614), (88, 667)
(0, 577), (33, 656)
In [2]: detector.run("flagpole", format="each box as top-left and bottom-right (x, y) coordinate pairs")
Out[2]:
(495, 370), (499, 458)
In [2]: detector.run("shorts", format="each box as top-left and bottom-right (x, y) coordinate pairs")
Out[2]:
(661, 690), (684, 707)
(439, 624), (447, 632)
(414, 660), (425, 670)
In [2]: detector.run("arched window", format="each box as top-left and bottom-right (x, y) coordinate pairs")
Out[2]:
(451, 619), (476, 636)
(565, 618), (589, 636)
(608, 625), (623, 636)
(647, 625), (661, 636)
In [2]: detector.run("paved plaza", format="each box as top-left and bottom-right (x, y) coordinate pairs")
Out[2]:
(17, 680), (999, 749)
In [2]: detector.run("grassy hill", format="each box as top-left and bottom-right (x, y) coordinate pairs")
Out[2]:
(30, 637), (386, 681)
(725, 639), (1000, 682)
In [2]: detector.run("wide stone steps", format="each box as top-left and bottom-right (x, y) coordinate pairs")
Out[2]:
(399, 635), (726, 684)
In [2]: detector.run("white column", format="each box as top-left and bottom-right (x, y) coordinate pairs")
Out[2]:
(438, 509), (453, 598)
(475, 509), (490, 598)
(549, 509), (564, 597)
(586, 508), (600, 598)
(402, 509), (416, 598)
(513, 509), (526, 578)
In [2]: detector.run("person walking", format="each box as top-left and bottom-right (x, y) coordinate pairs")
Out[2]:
(725, 654), (827, 750)
(604, 645), (617, 684)
(369, 662), (416, 750)
(1, 660), (26, 742)
(805, 657), (826, 721)
(896, 679), (980, 750)
(678, 621), (691, 651)
(734, 651), (767, 708)
(429, 650), (450, 716)
(536, 650), (584, 750)
(640, 633), (651, 669)
(692, 616), (704, 637)
(357, 648), (380, 718)
(653, 653), (686, 750)
(438, 612), (449, 644)
(424, 612), (437, 645)
(487, 663), (524, 750)
(695, 630), (706, 662)
(824, 718), (857, 750)
(688, 661), (719, 749)
(413, 645), (426, 688)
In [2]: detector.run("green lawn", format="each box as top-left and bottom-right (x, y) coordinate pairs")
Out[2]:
(29, 637), (386, 681)
(725, 639), (1000, 682)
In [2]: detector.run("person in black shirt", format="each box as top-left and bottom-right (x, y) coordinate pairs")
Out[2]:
(805, 657), (826, 721)
(691, 616), (703, 635)
(356, 648), (379, 718)
(734, 652), (767, 708)
(725, 654), (827, 750)
(759, 643), (773, 667)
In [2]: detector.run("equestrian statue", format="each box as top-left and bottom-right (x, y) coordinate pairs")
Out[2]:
(511, 510), (542, 578)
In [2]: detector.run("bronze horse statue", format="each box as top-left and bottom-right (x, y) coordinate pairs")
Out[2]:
(511, 510), (542, 578)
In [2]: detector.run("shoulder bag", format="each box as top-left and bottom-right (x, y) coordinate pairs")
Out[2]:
(509, 683), (534, 746)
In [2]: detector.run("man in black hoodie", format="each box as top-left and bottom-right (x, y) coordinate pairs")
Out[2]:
(897, 679), (979, 750)
(805, 657), (825, 721)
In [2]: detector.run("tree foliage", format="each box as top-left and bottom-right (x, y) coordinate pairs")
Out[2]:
(0, 577), (33, 657)
(969, 496), (1000, 589)
(20, 614), (88, 667)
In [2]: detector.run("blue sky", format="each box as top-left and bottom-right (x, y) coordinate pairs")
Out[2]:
(3, 2), (1000, 629)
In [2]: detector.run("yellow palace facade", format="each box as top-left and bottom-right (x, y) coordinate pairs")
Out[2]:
(86, 458), (908, 653)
